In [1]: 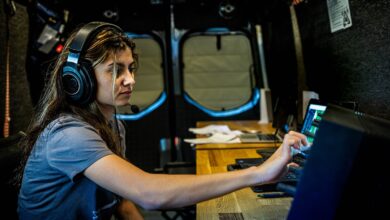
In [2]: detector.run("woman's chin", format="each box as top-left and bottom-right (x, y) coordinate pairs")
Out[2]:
(115, 100), (131, 107)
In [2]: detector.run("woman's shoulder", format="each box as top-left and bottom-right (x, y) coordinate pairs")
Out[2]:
(47, 113), (87, 125)
(45, 114), (95, 135)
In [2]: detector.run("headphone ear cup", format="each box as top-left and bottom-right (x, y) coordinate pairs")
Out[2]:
(77, 59), (96, 105)
(62, 59), (96, 105)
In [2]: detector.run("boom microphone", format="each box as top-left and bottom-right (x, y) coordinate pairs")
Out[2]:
(130, 104), (140, 114)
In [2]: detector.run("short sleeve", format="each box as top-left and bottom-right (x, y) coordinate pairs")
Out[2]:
(46, 116), (113, 181)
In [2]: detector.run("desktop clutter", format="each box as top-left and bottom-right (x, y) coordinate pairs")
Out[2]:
(184, 124), (282, 145)
(183, 123), (309, 198)
(184, 124), (243, 144)
(182, 103), (390, 219)
(183, 99), (328, 198)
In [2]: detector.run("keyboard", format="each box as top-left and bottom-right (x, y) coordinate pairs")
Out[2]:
(235, 157), (264, 169)
(256, 148), (278, 160)
(257, 134), (279, 141)
(292, 153), (307, 167)
(251, 169), (300, 193)
(239, 133), (282, 143)
(227, 157), (264, 171)
(227, 157), (302, 193)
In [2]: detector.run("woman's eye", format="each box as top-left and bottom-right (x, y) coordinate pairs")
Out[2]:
(129, 62), (138, 73)
(110, 63), (137, 76)
(117, 67), (123, 75)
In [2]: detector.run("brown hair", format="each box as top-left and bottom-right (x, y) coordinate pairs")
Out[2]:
(15, 23), (137, 187)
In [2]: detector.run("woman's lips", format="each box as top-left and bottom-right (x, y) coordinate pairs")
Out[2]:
(120, 91), (132, 96)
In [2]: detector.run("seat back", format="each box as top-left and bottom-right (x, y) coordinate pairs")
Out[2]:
(0, 132), (24, 219)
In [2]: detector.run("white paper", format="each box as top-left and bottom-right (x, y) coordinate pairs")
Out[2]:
(189, 125), (242, 136)
(327, 0), (352, 33)
(189, 125), (231, 134)
(184, 133), (241, 144)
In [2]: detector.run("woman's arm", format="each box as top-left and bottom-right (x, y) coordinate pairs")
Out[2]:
(84, 131), (307, 210)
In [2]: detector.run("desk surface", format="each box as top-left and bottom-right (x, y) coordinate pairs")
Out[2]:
(195, 120), (280, 150)
(196, 148), (292, 220)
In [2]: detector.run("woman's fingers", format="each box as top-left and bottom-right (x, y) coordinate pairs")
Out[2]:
(287, 131), (308, 145)
(287, 162), (300, 168)
(284, 131), (309, 149)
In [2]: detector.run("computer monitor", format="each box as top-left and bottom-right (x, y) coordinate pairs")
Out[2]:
(288, 104), (390, 220)
(300, 99), (327, 145)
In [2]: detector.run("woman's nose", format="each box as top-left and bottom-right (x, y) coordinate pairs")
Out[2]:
(123, 70), (135, 86)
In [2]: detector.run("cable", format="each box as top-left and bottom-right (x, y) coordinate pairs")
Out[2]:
(3, 38), (11, 138)
(3, 3), (13, 138)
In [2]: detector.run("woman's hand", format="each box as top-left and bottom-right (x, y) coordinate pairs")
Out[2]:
(253, 131), (308, 185)
(292, 0), (304, 6)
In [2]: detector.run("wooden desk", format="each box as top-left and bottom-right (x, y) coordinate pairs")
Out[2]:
(195, 120), (280, 150)
(196, 120), (275, 133)
(196, 148), (292, 220)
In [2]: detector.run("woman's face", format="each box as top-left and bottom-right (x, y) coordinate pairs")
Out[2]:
(94, 46), (136, 109)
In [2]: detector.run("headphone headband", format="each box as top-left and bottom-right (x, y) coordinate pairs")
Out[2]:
(67, 22), (123, 64)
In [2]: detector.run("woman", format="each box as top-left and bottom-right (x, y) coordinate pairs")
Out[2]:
(17, 22), (308, 220)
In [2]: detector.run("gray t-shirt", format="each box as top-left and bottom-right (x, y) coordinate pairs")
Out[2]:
(18, 114), (126, 220)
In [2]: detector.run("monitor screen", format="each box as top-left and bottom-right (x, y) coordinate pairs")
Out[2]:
(287, 104), (390, 220)
(300, 100), (327, 145)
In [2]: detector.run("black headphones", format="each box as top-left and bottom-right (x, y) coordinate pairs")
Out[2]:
(62, 22), (123, 105)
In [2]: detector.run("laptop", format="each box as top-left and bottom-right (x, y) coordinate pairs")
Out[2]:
(239, 130), (284, 143)
(239, 99), (327, 143)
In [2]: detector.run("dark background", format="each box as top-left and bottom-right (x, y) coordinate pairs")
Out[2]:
(296, 0), (390, 119)
(1, 0), (389, 167)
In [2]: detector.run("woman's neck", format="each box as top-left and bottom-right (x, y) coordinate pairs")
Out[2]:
(98, 103), (115, 121)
